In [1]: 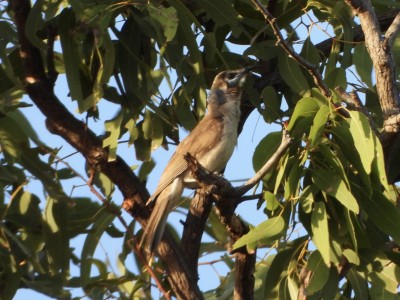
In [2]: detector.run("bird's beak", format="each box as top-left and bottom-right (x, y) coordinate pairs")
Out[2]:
(227, 67), (253, 88)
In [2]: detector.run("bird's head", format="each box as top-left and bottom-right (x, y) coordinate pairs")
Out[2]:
(207, 67), (252, 116)
(210, 67), (251, 94)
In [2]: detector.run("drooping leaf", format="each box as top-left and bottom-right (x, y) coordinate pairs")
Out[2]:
(324, 67), (347, 90)
(58, 8), (84, 103)
(197, 0), (242, 37)
(306, 250), (330, 294)
(278, 50), (310, 97)
(252, 131), (282, 172)
(147, 6), (178, 42)
(312, 169), (359, 213)
(311, 202), (330, 266)
(360, 189), (400, 245)
(43, 197), (69, 276)
(308, 104), (330, 148)
(81, 209), (116, 286)
(25, 0), (46, 50)
(346, 269), (368, 300)
(261, 86), (281, 123)
(287, 97), (321, 132)
(348, 111), (375, 175)
(103, 109), (124, 161)
(354, 43), (373, 88)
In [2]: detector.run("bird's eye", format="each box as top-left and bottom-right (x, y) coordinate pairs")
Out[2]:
(226, 73), (236, 80)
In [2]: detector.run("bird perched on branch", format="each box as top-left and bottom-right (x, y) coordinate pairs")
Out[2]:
(143, 67), (251, 253)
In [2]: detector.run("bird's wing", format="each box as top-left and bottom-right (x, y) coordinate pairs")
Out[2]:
(148, 115), (223, 202)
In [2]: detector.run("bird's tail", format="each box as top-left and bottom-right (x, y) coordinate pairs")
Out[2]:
(142, 178), (184, 254)
(143, 196), (170, 254)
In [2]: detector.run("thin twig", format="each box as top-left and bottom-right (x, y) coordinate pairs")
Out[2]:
(251, 0), (331, 98)
(236, 130), (292, 196)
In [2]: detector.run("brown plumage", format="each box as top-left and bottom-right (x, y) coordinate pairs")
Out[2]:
(143, 68), (250, 253)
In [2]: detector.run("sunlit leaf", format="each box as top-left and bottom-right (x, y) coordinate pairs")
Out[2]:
(287, 97), (321, 132)
(233, 216), (285, 249)
(348, 111), (375, 175)
(312, 169), (359, 213)
(311, 202), (330, 266)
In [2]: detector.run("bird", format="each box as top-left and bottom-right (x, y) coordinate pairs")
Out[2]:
(142, 67), (251, 254)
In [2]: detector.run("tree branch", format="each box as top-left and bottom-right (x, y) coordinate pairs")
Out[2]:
(344, 0), (400, 123)
(384, 11), (400, 48)
(251, 0), (331, 98)
(236, 130), (292, 197)
(11, 0), (202, 298)
(182, 130), (291, 299)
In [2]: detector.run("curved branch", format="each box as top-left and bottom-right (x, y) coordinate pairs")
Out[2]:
(251, 0), (331, 98)
(11, 0), (202, 298)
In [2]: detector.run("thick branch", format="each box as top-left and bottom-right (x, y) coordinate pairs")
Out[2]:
(11, 0), (202, 298)
(344, 0), (400, 124)
(180, 190), (213, 280)
(182, 129), (290, 299)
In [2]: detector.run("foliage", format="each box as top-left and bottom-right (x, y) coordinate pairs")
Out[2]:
(0, 0), (400, 299)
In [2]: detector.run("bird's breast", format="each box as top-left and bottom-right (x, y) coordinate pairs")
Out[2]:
(198, 114), (238, 173)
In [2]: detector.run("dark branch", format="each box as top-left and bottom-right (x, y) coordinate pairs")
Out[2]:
(11, 0), (202, 298)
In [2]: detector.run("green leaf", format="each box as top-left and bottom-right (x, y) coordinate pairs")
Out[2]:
(348, 111), (375, 175)
(354, 44), (373, 88)
(264, 191), (280, 211)
(103, 109), (124, 161)
(142, 109), (164, 151)
(346, 269), (368, 300)
(5, 191), (42, 230)
(300, 38), (321, 66)
(284, 157), (303, 199)
(58, 8), (84, 103)
(299, 185), (316, 214)
(25, 0), (46, 50)
(278, 51), (310, 97)
(331, 124), (370, 191)
(264, 237), (306, 298)
(233, 216), (285, 249)
(197, 0), (241, 37)
(252, 131), (282, 172)
(261, 86), (281, 123)
(308, 105), (330, 148)
(287, 97), (321, 132)
(360, 190), (400, 245)
(306, 250), (330, 294)
(312, 169), (359, 213)
(81, 209), (116, 286)
(43, 197), (69, 276)
(311, 202), (330, 266)
(343, 248), (360, 265)
(325, 68), (347, 90)
(147, 6), (178, 42)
